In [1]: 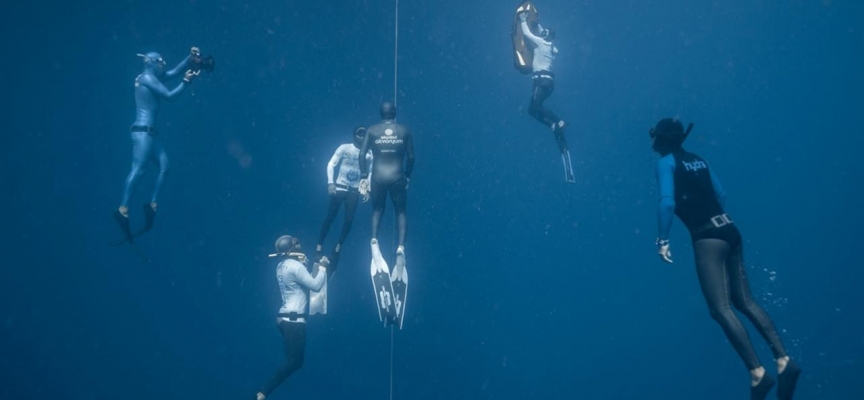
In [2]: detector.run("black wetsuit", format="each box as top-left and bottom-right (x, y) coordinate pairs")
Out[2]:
(667, 150), (788, 370)
(260, 320), (306, 396)
(359, 119), (415, 247)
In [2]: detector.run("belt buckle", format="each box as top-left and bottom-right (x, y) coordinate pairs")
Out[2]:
(710, 214), (732, 228)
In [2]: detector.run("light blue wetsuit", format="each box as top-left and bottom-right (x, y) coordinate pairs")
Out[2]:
(120, 52), (190, 208)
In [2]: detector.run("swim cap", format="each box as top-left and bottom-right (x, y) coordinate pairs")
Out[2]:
(380, 102), (397, 120)
(354, 126), (367, 138)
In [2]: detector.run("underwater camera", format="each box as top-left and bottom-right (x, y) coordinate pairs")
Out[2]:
(190, 53), (215, 73)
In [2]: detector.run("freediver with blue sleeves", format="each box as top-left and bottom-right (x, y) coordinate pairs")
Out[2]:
(650, 118), (801, 400)
(114, 47), (212, 246)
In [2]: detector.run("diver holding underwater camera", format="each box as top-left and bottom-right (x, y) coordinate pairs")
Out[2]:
(113, 46), (215, 260)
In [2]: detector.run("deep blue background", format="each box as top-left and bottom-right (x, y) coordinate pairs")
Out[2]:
(2, 0), (862, 399)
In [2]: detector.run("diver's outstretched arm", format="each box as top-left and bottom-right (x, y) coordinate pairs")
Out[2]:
(164, 55), (191, 79)
(138, 74), (187, 102)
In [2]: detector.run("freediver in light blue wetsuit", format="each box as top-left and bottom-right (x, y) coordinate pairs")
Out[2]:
(114, 47), (203, 244)
(650, 118), (801, 400)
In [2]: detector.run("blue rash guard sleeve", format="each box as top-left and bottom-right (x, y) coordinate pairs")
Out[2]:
(164, 55), (191, 79)
(709, 169), (727, 208)
(656, 154), (676, 241)
(138, 73), (186, 102)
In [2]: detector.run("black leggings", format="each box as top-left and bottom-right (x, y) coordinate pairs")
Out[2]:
(529, 77), (568, 154)
(371, 178), (407, 247)
(317, 190), (360, 247)
(260, 321), (306, 396)
(693, 234), (787, 370)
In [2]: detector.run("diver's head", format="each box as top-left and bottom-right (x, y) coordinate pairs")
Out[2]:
(273, 235), (307, 263)
(353, 126), (367, 147)
(650, 118), (689, 155)
(380, 102), (397, 120)
(138, 52), (166, 75)
(540, 28), (556, 41)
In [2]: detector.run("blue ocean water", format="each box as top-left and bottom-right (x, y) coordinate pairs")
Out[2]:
(2, 0), (862, 398)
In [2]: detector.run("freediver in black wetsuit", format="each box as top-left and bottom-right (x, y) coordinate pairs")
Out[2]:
(358, 102), (415, 256)
(650, 118), (801, 400)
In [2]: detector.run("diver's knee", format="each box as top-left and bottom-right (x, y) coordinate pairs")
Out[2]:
(708, 305), (733, 322)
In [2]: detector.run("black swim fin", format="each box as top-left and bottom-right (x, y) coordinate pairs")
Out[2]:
(114, 210), (134, 244)
(751, 373), (775, 400)
(777, 360), (801, 400)
(328, 250), (340, 278)
(111, 209), (152, 263)
(133, 203), (157, 237)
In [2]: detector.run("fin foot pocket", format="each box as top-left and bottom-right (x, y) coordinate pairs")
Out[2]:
(751, 373), (775, 400)
(777, 360), (801, 400)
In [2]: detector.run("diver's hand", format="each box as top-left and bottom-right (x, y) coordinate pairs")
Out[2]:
(191, 46), (200, 56)
(183, 69), (200, 84)
(656, 239), (673, 264)
(328, 183), (337, 195)
(518, 12), (528, 22)
(359, 178), (370, 203)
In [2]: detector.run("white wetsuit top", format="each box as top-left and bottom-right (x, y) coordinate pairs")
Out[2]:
(327, 143), (373, 190)
(277, 258), (326, 322)
(521, 21), (558, 73)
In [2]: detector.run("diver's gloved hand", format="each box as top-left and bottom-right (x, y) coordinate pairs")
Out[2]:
(518, 12), (528, 22)
(656, 238), (673, 264)
(359, 178), (370, 203)
(328, 183), (337, 195)
(183, 69), (200, 84)
(191, 46), (200, 56)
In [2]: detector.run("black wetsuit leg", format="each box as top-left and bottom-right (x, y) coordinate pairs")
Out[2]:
(389, 178), (408, 247)
(337, 190), (359, 245)
(370, 180), (388, 240)
(317, 191), (348, 246)
(260, 321), (306, 396)
(726, 242), (788, 360)
(528, 76), (561, 128)
(694, 236), (787, 371)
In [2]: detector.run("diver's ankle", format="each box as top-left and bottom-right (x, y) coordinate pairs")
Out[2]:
(256, 392), (266, 400)
(777, 356), (790, 373)
(118, 206), (129, 217)
(149, 202), (158, 212)
(750, 366), (766, 387)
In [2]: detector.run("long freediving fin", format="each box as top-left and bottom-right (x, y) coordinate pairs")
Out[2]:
(391, 249), (409, 329)
(562, 150), (575, 183)
(110, 204), (158, 246)
(114, 210), (134, 244)
(309, 261), (328, 315)
(369, 239), (397, 324)
(129, 243), (152, 263)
